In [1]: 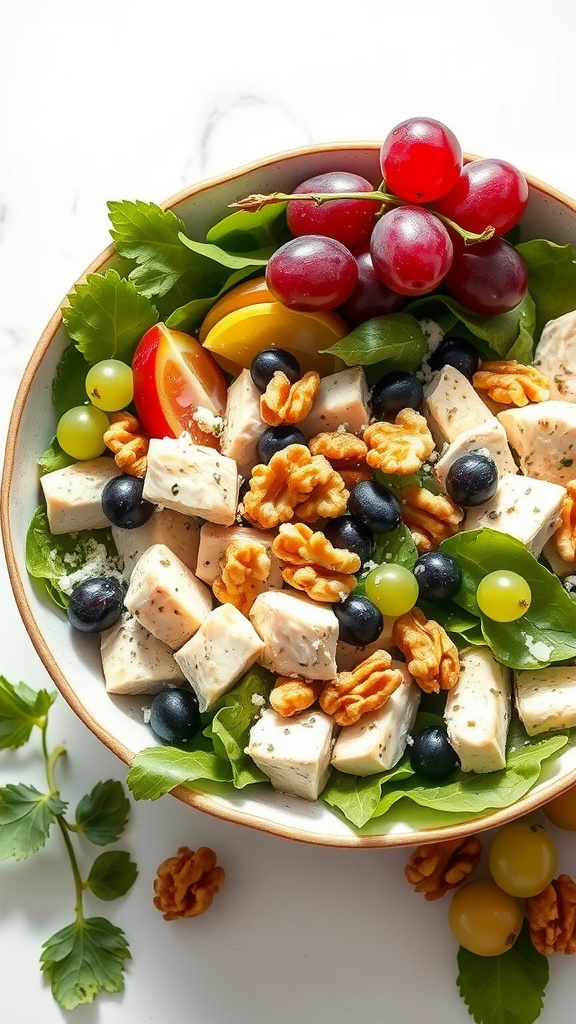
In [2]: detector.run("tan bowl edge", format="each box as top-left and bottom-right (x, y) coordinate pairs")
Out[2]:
(3, 143), (576, 848)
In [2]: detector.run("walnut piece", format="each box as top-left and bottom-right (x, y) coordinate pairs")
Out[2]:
(405, 836), (481, 900)
(401, 485), (464, 553)
(272, 522), (361, 574)
(552, 480), (576, 562)
(103, 411), (149, 477)
(153, 845), (225, 921)
(242, 444), (348, 529)
(282, 564), (357, 603)
(526, 874), (576, 954)
(472, 360), (550, 407)
(309, 431), (368, 462)
(269, 675), (323, 717)
(212, 538), (271, 614)
(393, 608), (460, 693)
(319, 650), (403, 726)
(260, 370), (321, 426)
(364, 409), (435, 475)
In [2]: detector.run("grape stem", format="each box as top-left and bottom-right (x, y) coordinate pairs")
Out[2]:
(230, 190), (495, 246)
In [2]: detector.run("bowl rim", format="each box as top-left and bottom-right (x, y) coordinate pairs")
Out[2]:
(3, 141), (576, 848)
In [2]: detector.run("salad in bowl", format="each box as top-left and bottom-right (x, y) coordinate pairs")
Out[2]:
(4, 117), (576, 848)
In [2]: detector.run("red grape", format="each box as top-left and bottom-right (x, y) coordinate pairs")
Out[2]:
(265, 235), (358, 312)
(435, 158), (529, 236)
(370, 207), (453, 296)
(286, 171), (378, 248)
(445, 236), (528, 314)
(338, 244), (405, 325)
(380, 117), (462, 203)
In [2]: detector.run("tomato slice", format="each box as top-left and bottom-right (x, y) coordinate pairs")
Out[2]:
(198, 276), (273, 343)
(202, 302), (347, 376)
(132, 323), (228, 446)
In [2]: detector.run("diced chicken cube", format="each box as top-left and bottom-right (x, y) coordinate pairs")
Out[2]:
(40, 457), (122, 535)
(330, 663), (420, 776)
(335, 618), (396, 672)
(219, 369), (266, 479)
(534, 310), (576, 401)
(300, 366), (370, 439)
(515, 666), (576, 735)
(113, 508), (200, 579)
(423, 366), (496, 447)
(464, 472), (566, 555)
(444, 647), (511, 773)
(100, 612), (187, 695)
(246, 707), (335, 800)
(195, 523), (284, 589)
(143, 435), (239, 526)
(124, 543), (212, 650)
(498, 401), (576, 486)
(433, 421), (517, 491)
(174, 604), (265, 712)
(249, 590), (339, 680)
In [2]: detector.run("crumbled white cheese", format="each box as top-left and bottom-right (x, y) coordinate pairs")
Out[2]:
(193, 406), (225, 437)
(419, 318), (444, 353)
(57, 539), (124, 595)
(564, 575), (576, 592)
(251, 693), (266, 707)
(142, 706), (151, 724)
(363, 560), (378, 572)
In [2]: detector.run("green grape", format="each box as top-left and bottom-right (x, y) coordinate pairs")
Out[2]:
(364, 563), (419, 617)
(448, 879), (523, 956)
(56, 405), (110, 460)
(476, 569), (532, 622)
(488, 821), (557, 897)
(85, 359), (134, 411)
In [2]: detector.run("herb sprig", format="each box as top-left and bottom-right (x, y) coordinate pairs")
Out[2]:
(0, 676), (137, 1010)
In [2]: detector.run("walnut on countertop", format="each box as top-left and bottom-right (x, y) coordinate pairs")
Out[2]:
(405, 836), (481, 900)
(526, 874), (576, 955)
(153, 845), (225, 921)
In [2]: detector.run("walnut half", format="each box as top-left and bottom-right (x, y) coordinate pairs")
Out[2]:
(405, 836), (481, 900)
(526, 874), (576, 954)
(153, 846), (225, 920)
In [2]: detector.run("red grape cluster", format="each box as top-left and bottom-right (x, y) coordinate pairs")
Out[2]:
(264, 117), (529, 320)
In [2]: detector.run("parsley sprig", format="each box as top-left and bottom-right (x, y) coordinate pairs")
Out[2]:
(0, 676), (137, 1009)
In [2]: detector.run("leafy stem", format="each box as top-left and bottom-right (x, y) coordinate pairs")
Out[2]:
(0, 676), (136, 1009)
(229, 189), (495, 245)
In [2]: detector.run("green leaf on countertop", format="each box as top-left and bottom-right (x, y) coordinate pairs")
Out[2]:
(25, 506), (121, 611)
(126, 746), (232, 801)
(0, 783), (66, 861)
(322, 313), (428, 369)
(440, 529), (576, 669)
(206, 201), (289, 252)
(0, 677), (56, 750)
(52, 341), (90, 413)
(457, 922), (549, 1024)
(37, 437), (75, 475)
(61, 269), (158, 364)
(41, 916), (131, 1010)
(75, 780), (130, 846)
(86, 851), (138, 901)
(517, 239), (576, 339)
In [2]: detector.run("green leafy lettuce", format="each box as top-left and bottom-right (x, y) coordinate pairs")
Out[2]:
(457, 923), (549, 1024)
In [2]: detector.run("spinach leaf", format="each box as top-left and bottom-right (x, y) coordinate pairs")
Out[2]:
(52, 343), (90, 414)
(406, 292), (536, 360)
(440, 529), (576, 669)
(322, 313), (428, 369)
(517, 239), (576, 339)
(206, 202), (289, 253)
(355, 524), (417, 595)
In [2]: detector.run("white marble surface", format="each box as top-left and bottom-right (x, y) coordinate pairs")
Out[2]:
(2, 1), (576, 1021)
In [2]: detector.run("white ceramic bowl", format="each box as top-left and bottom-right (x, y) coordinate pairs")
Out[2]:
(4, 143), (576, 848)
